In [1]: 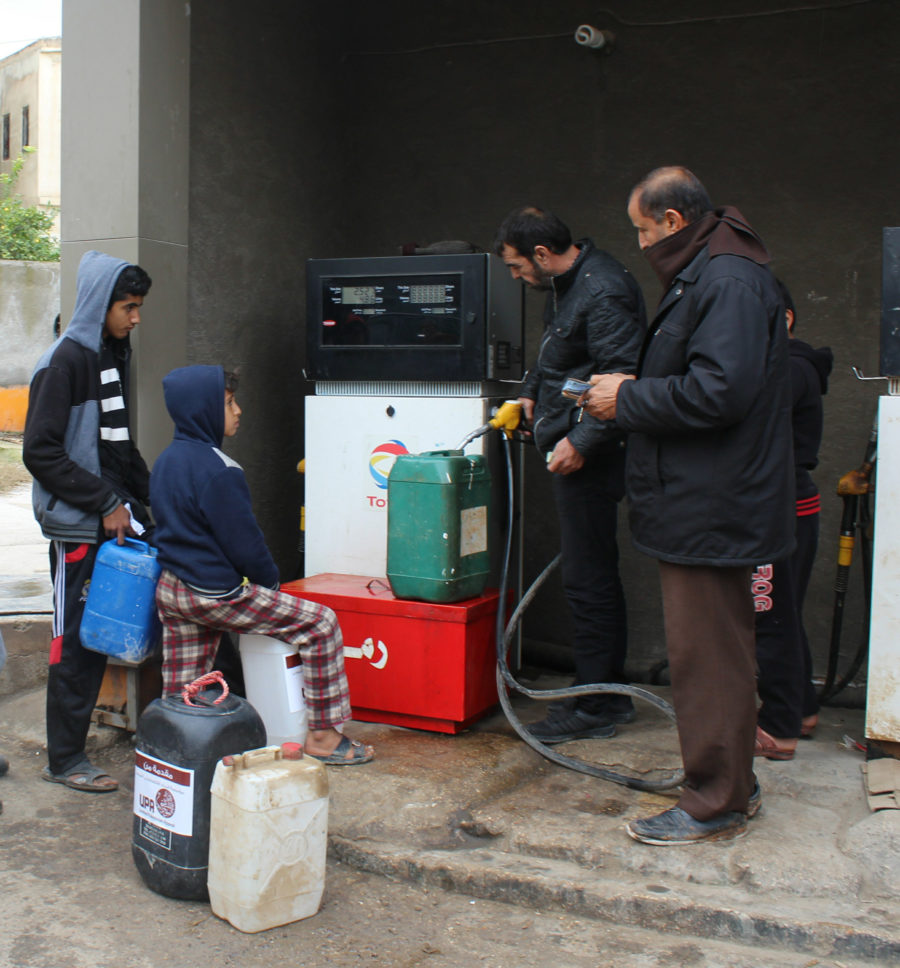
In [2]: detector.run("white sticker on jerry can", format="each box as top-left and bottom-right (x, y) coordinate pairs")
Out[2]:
(284, 652), (305, 713)
(134, 750), (195, 838)
(459, 505), (487, 557)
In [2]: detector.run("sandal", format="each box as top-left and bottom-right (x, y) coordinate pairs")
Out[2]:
(754, 726), (797, 761)
(801, 714), (818, 738)
(307, 735), (374, 766)
(41, 759), (118, 793)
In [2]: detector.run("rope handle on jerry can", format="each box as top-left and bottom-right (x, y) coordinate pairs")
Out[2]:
(181, 669), (230, 706)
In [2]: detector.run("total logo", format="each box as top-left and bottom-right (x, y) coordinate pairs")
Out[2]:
(366, 439), (409, 507)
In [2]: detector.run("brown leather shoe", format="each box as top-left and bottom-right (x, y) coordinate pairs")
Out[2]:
(754, 726), (797, 761)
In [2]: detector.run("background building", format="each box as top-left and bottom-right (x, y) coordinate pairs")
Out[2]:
(0, 37), (61, 230)
(0, 36), (61, 430)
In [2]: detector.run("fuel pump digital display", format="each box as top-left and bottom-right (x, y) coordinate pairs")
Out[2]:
(341, 286), (377, 305)
(307, 252), (525, 382)
(321, 273), (462, 346)
(408, 284), (449, 304)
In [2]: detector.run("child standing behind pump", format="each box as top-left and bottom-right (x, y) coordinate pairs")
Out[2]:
(753, 281), (833, 760)
(150, 365), (373, 766)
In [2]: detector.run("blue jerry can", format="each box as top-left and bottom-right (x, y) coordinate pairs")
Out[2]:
(80, 538), (162, 662)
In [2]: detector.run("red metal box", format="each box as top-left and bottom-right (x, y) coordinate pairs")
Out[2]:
(281, 574), (501, 733)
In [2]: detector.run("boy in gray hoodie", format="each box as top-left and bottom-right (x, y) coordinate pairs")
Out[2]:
(24, 251), (152, 793)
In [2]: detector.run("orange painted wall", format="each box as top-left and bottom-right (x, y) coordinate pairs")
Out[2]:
(0, 387), (29, 433)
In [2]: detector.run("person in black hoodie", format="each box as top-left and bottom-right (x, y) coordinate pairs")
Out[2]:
(752, 281), (833, 759)
(151, 365), (373, 766)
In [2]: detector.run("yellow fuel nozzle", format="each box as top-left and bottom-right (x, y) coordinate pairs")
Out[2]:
(488, 400), (522, 438)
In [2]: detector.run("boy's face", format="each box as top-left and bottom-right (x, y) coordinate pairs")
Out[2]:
(224, 391), (241, 437)
(104, 294), (144, 340)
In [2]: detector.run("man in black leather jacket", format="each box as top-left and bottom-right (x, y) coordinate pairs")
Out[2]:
(584, 168), (793, 845)
(494, 207), (646, 743)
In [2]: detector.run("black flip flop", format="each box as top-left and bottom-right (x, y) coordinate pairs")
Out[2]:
(41, 760), (118, 793)
(307, 735), (374, 766)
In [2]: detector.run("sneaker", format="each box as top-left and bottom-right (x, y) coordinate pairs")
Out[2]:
(542, 694), (636, 724)
(603, 701), (637, 725)
(626, 806), (747, 846)
(527, 706), (616, 744)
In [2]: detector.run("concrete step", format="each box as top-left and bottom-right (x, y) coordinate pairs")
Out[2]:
(329, 836), (900, 962)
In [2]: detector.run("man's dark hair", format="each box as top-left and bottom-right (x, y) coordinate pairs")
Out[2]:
(775, 278), (797, 331)
(631, 167), (713, 225)
(493, 206), (572, 257)
(224, 370), (240, 394)
(108, 264), (152, 308)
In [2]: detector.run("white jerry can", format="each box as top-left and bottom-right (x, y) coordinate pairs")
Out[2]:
(208, 744), (329, 932)
(238, 634), (309, 745)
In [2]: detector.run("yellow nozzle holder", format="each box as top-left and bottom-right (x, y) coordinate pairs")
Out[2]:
(488, 400), (522, 437)
(836, 465), (871, 496)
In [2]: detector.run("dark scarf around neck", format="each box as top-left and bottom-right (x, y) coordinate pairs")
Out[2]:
(644, 206), (770, 291)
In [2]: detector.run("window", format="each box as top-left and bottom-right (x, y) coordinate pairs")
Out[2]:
(21, 105), (29, 147)
(2, 114), (9, 160)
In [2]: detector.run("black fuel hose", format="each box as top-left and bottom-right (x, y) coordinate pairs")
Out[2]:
(820, 492), (859, 700)
(819, 420), (877, 703)
(492, 432), (684, 792)
(819, 490), (872, 703)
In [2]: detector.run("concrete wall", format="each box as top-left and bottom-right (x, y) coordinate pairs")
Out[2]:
(61, 0), (189, 463)
(62, 0), (899, 685)
(188, 3), (346, 577)
(0, 260), (59, 430)
(36, 47), (62, 211)
(182, 0), (899, 683)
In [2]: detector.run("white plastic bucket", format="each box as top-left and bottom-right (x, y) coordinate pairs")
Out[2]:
(238, 634), (308, 744)
(208, 744), (329, 932)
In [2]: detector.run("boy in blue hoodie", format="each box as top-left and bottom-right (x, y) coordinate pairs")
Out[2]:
(151, 365), (373, 765)
(24, 251), (153, 793)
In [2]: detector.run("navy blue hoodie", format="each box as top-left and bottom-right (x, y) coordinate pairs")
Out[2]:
(150, 365), (279, 593)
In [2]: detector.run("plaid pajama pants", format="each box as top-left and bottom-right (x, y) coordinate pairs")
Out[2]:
(155, 569), (351, 730)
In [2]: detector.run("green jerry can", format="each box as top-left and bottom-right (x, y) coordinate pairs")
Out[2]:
(387, 450), (491, 604)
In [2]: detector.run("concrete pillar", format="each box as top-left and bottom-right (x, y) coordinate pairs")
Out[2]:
(60, 0), (190, 462)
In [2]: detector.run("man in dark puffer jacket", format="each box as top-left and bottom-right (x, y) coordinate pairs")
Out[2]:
(585, 167), (793, 845)
(495, 207), (646, 743)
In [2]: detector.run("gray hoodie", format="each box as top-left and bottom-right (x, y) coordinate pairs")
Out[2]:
(24, 251), (144, 542)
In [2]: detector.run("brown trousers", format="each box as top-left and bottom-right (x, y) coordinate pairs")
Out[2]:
(658, 561), (757, 821)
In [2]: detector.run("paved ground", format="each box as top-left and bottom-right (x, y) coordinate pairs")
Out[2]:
(1, 675), (897, 967)
(0, 482), (51, 617)
(2, 477), (899, 966)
